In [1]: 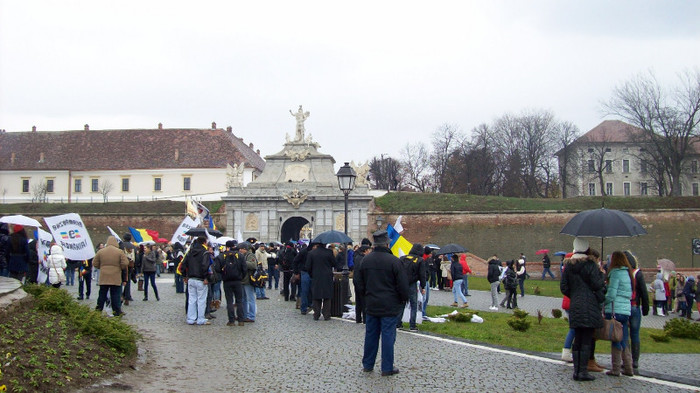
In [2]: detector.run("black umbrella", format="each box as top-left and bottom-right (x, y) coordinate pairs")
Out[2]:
(560, 207), (647, 256)
(311, 230), (353, 245)
(184, 228), (223, 238)
(433, 243), (468, 255)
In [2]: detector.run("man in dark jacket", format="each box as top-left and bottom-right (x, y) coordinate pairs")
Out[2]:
(352, 245), (371, 323)
(486, 255), (501, 310)
(0, 223), (10, 277)
(281, 243), (297, 301)
(218, 240), (246, 326)
(355, 230), (409, 377)
(305, 243), (335, 320)
(184, 237), (212, 325)
(294, 243), (313, 315)
(399, 243), (425, 330)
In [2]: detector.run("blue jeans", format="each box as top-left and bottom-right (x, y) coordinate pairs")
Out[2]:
(187, 279), (208, 325)
(541, 268), (555, 279)
(452, 279), (467, 304)
(175, 274), (185, 293)
(212, 281), (221, 301)
(407, 283), (418, 328)
(143, 272), (159, 299)
(363, 314), (399, 373)
(564, 311), (575, 348)
(268, 267), (279, 289)
(66, 267), (75, 286)
(461, 276), (469, 296)
(255, 286), (266, 299)
(96, 285), (122, 315)
(518, 276), (525, 296)
(422, 285), (429, 316)
(629, 306), (641, 346)
(300, 271), (311, 313)
(605, 312), (630, 350)
(243, 284), (257, 320)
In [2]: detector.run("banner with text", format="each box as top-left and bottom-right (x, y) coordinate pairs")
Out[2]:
(171, 216), (201, 245)
(35, 228), (54, 284)
(43, 213), (96, 260)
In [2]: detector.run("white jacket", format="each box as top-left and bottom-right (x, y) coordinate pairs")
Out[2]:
(45, 245), (67, 285)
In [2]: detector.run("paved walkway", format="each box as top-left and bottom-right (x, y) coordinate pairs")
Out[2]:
(32, 274), (691, 392)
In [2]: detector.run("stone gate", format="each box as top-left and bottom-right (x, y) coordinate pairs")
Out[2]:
(221, 106), (373, 243)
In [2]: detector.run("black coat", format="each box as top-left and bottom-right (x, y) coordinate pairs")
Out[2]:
(306, 247), (335, 299)
(354, 247), (409, 317)
(560, 256), (605, 329)
(487, 258), (501, 283)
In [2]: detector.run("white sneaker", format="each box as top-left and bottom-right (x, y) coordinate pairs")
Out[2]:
(489, 306), (497, 311)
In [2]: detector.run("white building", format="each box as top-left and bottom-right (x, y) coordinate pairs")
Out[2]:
(557, 120), (700, 197)
(0, 123), (265, 203)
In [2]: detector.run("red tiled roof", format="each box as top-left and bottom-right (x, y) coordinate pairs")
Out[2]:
(577, 120), (646, 143)
(0, 128), (266, 171)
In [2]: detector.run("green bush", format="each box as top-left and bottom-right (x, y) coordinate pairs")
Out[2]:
(663, 317), (700, 340)
(507, 308), (531, 332)
(512, 309), (529, 319)
(650, 332), (671, 342)
(551, 309), (563, 319)
(448, 312), (474, 322)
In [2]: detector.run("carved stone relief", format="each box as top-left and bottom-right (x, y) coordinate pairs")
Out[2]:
(283, 188), (308, 209)
(245, 213), (259, 231)
(335, 213), (345, 232)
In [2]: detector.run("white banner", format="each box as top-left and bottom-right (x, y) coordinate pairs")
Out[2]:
(171, 216), (201, 245)
(43, 213), (95, 260)
(36, 228), (54, 284)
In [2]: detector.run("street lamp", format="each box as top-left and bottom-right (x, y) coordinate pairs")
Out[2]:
(376, 215), (384, 230)
(336, 162), (356, 310)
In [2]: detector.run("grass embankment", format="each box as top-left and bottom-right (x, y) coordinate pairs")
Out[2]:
(418, 305), (700, 354)
(0, 285), (139, 393)
(375, 193), (700, 213)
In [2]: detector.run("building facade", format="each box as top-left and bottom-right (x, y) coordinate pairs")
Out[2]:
(0, 123), (265, 203)
(558, 120), (700, 197)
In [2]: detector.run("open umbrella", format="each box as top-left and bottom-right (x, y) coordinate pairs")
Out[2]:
(535, 249), (550, 255)
(560, 207), (647, 256)
(657, 258), (676, 272)
(139, 240), (156, 246)
(433, 243), (468, 256)
(553, 251), (568, 257)
(424, 244), (441, 250)
(212, 236), (236, 246)
(0, 214), (43, 227)
(311, 230), (353, 245)
(185, 228), (223, 237)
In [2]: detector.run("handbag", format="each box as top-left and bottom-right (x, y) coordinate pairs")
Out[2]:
(595, 301), (623, 342)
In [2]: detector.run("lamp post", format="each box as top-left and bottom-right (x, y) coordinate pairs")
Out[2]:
(336, 162), (356, 309)
(376, 215), (384, 230)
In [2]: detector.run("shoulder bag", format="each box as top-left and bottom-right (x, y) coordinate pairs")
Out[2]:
(595, 301), (623, 342)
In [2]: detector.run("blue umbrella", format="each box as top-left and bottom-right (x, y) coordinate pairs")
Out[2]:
(311, 230), (353, 244)
(554, 251), (568, 256)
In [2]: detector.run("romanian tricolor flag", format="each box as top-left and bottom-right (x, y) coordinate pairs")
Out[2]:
(128, 227), (168, 243)
(386, 224), (413, 257)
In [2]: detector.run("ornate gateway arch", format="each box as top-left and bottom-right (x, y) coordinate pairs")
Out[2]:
(222, 106), (373, 243)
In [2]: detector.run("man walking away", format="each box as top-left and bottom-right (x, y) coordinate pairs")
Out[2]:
(93, 236), (129, 317)
(487, 255), (501, 310)
(184, 237), (212, 325)
(399, 244), (426, 330)
(355, 230), (409, 376)
(238, 242), (258, 322)
(219, 240), (246, 326)
(305, 242), (336, 320)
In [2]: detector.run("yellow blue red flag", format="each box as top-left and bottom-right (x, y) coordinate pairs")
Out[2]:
(386, 224), (412, 257)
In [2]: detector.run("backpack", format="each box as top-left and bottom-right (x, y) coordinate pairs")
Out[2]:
(249, 264), (268, 288)
(221, 252), (245, 282)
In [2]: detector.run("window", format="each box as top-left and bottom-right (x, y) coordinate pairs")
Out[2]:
(641, 182), (648, 196)
(22, 179), (29, 193)
(46, 179), (54, 193)
(91, 179), (99, 192)
(641, 160), (648, 174)
(154, 177), (162, 191)
(623, 159), (630, 173)
(606, 182), (613, 196)
(121, 178), (129, 192)
(694, 183), (699, 197)
(587, 160), (595, 173)
(605, 148), (611, 153)
(588, 183), (596, 196)
(587, 148), (594, 153)
(183, 177), (191, 191)
(623, 182), (630, 196)
(692, 160), (698, 174)
(74, 179), (82, 193)
(605, 160), (612, 173)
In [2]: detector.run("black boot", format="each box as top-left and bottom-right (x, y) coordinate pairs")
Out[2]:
(571, 350), (580, 381)
(631, 342), (640, 373)
(577, 345), (596, 381)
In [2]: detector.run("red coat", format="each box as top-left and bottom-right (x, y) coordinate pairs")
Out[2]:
(459, 254), (472, 275)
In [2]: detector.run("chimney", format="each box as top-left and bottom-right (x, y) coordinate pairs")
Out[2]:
(32, 126), (36, 132)
(174, 149), (180, 161)
(211, 122), (216, 129)
(256, 149), (260, 155)
(249, 143), (254, 149)
(227, 126), (232, 133)
(11, 152), (15, 164)
(39, 152), (45, 163)
(158, 123), (163, 130)
(84, 124), (89, 131)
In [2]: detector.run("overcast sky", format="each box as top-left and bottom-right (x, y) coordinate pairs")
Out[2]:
(1, 1), (699, 167)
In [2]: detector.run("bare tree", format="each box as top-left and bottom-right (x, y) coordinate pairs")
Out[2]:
(554, 121), (581, 198)
(369, 155), (404, 191)
(430, 123), (464, 193)
(99, 179), (114, 203)
(447, 124), (501, 195)
(604, 69), (700, 196)
(400, 142), (432, 192)
(32, 183), (48, 203)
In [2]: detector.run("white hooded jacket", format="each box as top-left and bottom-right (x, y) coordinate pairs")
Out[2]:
(45, 244), (67, 285)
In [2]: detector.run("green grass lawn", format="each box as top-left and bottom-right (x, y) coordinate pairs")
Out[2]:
(466, 276), (564, 298)
(417, 306), (700, 354)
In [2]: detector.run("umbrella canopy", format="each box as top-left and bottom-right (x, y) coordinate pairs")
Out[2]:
(535, 249), (549, 255)
(311, 230), (353, 245)
(433, 243), (468, 256)
(657, 258), (676, 272)
(560, 208), (647, 238)
(424, 244), (441, 250)
(212, 236), (236, 246)
(553, 251), (568, 257)
(139, 240), (156, 246)
(560, 208), (647, 256)
(184, 228), (223, 238)
(0, 214), (43, 228)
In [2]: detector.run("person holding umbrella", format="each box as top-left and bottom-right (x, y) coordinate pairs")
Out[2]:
(541, 252), (555, 280)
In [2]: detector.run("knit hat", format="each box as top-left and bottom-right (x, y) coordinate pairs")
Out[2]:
(361, 238), (372, 247)
(573, 237), (589, 253)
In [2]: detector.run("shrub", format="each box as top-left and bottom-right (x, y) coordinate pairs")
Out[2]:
(507, 308), (531, 332)
(448, 312), (474, 322)
(650, 332), (671, 342)
(663, 317), (700, 340)
(552, 309), (563, 319)
(512, 309), (529, 319)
